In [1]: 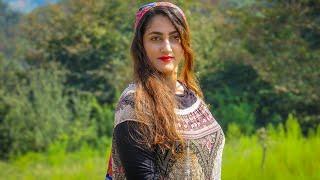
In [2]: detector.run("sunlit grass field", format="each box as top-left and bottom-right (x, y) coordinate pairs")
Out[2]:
(0, 144), (110, 180)
(222, 131), (320, 180)
(1, 119), (319, 180)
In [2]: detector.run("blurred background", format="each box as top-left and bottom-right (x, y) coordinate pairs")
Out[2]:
(0, 0), (319, 179)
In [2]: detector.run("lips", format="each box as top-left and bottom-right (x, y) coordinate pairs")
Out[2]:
(158, 55), (174, 62)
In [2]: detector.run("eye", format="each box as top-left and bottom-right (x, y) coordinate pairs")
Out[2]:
(150, 36), (161, 41)
(171, 34), (181, 42)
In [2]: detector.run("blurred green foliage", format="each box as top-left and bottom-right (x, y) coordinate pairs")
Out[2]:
(222, 116), (320, 180)
(0, 116), (319, 179)
(0, 0), (319, 160)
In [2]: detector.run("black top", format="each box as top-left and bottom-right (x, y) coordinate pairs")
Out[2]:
(113, 85), (197, 180)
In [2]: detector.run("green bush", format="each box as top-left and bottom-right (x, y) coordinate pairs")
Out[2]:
(0, 64), (70, 158)
(0, 58), (114, 158)
(65, 94), (114, 151)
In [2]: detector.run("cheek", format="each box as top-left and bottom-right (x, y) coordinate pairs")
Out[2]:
(143, 38), (151, 56)
(144, 42), (158, 59)
(174, 45), (184, 60)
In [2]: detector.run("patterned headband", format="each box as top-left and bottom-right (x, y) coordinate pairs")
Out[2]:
(134, 2), (186, 30)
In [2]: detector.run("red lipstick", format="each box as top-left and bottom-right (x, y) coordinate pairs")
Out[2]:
(158, 55), (174, 62)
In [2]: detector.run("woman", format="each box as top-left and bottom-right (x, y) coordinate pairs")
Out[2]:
(106, 2), (225, 180)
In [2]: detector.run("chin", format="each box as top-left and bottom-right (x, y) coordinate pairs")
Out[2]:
(159, 69), (174, 76)
(159, 65), (175, 73)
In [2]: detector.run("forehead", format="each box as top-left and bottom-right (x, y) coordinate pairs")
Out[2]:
(145, 15), (177, 34)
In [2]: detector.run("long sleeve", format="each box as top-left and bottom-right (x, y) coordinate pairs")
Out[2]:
(108, 82), (220, 180)
(114, 121), (158, 180)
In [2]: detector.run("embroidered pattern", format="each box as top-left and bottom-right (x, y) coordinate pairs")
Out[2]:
(107, 83), (225, 180)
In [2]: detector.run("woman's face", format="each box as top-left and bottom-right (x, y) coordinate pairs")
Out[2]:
(143, 15), (184, 76)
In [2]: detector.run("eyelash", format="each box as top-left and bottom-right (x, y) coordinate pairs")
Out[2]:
(173, 35), (180, 40)
(150, 35), (180, 41)
(151, 36), (161, 41)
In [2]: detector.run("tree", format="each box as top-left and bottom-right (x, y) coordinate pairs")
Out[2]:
(0, 0), (22, 59)
(200, 0), (320, 132)
(0, 59), (71, 158)
(22, 0), (137, 103)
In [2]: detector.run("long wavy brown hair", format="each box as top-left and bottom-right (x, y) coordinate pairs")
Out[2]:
(130, 6), (203, 155)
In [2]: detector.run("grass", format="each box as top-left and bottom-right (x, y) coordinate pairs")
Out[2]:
(0, 117), (319, 180)
(222, 134), (320, 180)
(0, 143), (111, 180)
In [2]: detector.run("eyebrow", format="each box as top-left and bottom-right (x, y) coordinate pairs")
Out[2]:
(146, 31), (179, 36)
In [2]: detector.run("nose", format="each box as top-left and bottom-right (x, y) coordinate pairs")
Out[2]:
(161, 39), (173, 54)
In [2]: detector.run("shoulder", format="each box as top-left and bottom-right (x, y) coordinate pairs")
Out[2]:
(116, 82), (136, 109)
(114, 82), (138, 127)
(119, 82), (136, 98)
(116, 82), (136, 104)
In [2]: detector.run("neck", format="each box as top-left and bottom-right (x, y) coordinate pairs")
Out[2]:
(164, 68), (183, 94)
(165, 75), (177, 91)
